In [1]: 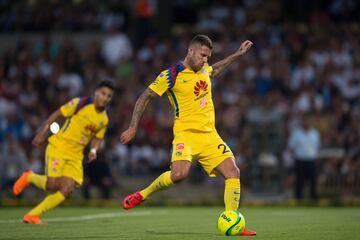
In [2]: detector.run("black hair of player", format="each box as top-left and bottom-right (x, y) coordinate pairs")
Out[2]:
(189, 34), (213, 50)
(96, 80), (115, 91)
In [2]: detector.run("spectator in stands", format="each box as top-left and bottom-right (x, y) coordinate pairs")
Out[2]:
(0, 0), (359, 201)
(288, 113), (321, 200)
(0, 134), (28, 191)
(101, 26), (133, 66)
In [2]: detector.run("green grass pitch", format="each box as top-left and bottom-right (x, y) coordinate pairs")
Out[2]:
(0, 206), (358, 239)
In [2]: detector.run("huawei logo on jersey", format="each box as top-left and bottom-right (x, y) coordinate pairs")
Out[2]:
(85, 124), (97, 133)
(194, 80), (208, 96)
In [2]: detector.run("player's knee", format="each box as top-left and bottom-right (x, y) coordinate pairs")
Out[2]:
(59, 179), (76, 197)
(171, 171), (188, 183)
(46, 178), (59, 192)
(228, 166), (240, 179)
(60, 184), (75, 197)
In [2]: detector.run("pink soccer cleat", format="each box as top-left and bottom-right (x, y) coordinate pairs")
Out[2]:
(123, 192), (144, 210)
(240, 229), (257, 236)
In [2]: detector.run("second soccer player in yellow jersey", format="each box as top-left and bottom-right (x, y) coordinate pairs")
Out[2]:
(13, 80), (114, 224)
(120, 35), (256, 236)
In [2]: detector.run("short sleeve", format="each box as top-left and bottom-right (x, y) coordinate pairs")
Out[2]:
(204, 63), (213, 77)
(148, 70), (169, 96)
(95, 124), (107, 139)
(60, 98), (81, 117)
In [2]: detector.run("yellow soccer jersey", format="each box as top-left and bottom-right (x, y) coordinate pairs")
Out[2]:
(48, 97), (108, 157)
(149, 62), (215, 133)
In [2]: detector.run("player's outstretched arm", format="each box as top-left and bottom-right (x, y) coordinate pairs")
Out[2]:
(32, 109), (63, 148)
(211, 40), (253, 78)
(120, 88), (158, 144)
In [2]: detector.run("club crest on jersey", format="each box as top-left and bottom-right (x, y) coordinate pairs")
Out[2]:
(176, 151), (182, 156)
(194, 80), (208, 96)
(176, 143), (185, 150)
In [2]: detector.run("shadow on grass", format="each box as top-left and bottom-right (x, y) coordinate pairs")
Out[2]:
(146, 230), (215, 236)
(31, 236), (118, 239)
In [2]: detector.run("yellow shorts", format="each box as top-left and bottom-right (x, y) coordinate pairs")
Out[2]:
(45, 144), (83, 186)
(171, 130), (234, 176)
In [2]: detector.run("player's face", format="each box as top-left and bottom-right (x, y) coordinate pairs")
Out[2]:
(94, 87), (113, 110)
(188, 44), (212, 72)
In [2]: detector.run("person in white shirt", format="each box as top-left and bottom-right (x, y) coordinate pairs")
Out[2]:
(288, 113), (321, 200)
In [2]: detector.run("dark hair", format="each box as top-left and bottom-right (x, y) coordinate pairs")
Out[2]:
(189, 34), (213, 49)
(96, 79), (115, 91)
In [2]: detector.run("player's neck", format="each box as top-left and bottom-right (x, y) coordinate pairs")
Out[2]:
(182, 58), (194, 72)
(94, 105), (105, 113)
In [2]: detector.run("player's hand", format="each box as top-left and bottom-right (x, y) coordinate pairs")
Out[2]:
(32, 134), (45, 148)
(88, 150), (97, 162)
(120, 127), (137, 144)
(237, 40), (253, 56)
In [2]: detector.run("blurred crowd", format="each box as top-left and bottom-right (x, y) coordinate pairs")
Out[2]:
(1, 0), (360, 199)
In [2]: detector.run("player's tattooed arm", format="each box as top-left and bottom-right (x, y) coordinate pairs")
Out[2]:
(129, 88), (157, 129)
(120, 88), (158, 144)
(211, 40), (253, 78)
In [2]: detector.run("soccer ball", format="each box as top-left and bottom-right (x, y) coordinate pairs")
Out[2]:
(217, 210), (246, 236)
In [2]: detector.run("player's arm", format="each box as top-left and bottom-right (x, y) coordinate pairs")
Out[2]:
(87, 137), (102, 162)
(120, 88), (158, 144)
(211, 40), (253, 78)
(32, 109), (64, 148)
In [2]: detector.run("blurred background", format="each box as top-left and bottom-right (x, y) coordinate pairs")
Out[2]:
(0, 0), (359, 206)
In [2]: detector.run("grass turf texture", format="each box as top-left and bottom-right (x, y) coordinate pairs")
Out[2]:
(0, 207), (358, 239)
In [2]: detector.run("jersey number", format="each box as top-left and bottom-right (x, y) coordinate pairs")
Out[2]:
(218, 144), (230, 154)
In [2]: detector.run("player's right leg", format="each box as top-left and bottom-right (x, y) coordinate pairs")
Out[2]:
(13, 170), (32, 196)
(124, 132), (194, 210)
(123, 161), (191, 209)
(13, 170), (47, 196)
(14, 145), (61, 196)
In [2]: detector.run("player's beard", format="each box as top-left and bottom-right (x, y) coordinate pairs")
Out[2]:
(191, 61), (203, 72)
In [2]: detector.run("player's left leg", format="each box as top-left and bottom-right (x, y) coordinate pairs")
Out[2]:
(198, 132), (240, 211)
(200, 132), (256, 236)
(215, 158), (256, 236)
(214, 157), (240, 211)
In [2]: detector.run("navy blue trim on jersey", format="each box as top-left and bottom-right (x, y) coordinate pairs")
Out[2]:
(74, 97), (93, 114)
(168, 90), (179, 118)
(166, 62), (185, 89)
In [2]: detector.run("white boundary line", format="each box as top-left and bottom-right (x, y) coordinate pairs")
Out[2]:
(0, 210), (168, 224)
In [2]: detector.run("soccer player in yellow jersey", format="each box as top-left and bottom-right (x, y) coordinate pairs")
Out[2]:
(120, 35), (256, 236)
(13, 80), (114, 224)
